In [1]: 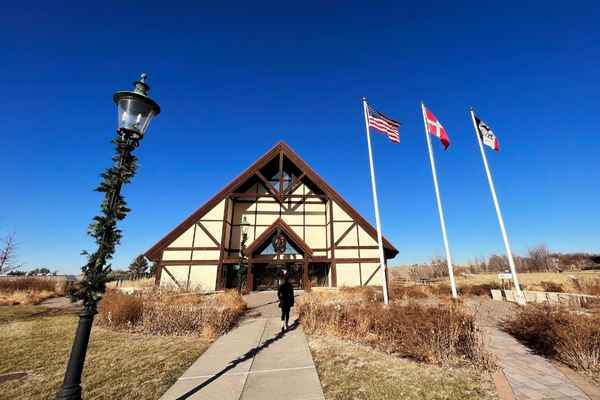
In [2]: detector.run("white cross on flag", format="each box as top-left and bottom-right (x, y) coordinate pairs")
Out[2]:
(474, 115), (500, 151)
(424, 106), (450, 150)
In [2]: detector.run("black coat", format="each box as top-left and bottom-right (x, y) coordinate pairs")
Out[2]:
(278, 280), (294, 309)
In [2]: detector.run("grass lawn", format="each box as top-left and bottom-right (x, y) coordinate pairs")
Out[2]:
(308, 334), (498, 400)
(0, 304), (50, 324)
(0, 305), (209, 400)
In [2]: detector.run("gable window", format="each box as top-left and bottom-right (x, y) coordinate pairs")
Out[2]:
(269, 171), (293, 192)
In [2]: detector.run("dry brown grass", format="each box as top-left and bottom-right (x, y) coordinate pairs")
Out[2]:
(298, 290), (493, 368)
(573, 278), (600, 296)
(309, 335), (498, 400)
(455, 271), (600, 292)
(96, 289), (246, 338)
(502, 304), (600, 382)
(0, 306), (209, 399)
(0, 277), (68, 305)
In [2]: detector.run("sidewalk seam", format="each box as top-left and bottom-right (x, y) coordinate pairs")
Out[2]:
(178, 365), (316, 380)
(236, 317), (268, 400)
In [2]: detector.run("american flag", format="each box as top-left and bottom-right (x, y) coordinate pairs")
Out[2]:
(367, 105), (400, 143)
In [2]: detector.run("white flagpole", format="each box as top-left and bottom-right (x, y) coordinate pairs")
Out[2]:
(420, 102), (458, 299)
(469, 108), (526, 305)
(362, 97), (390, 305)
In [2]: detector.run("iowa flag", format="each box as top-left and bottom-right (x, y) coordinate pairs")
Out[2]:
(474, 115), (500, 151)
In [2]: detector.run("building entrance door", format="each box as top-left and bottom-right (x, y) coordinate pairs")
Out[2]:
(252, 262), (303, 291)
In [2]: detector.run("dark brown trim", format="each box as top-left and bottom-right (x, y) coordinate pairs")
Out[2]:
(216, 199), (230, 290)
(187, 224), (197, 289)
(283, 172), (305, 197)
(329, 200), (337, 287)
(334, 222), (357, 247)
(144, 141), (398, 261)
(154, 251), (164, 286)
(161, 265), (183, 289)
(336, 245), (379, 250)
(164, 246), (220, 251)
(363, 264), (381, 286)
(357, 224), (362, 285)
(278, 151), (284, 202)
(196, 222), (221, 247)
(162, 260), (221, 266)
(335, 258), (381, 263)
(230, 193), (327, 200)
(256, 170), (280, 199)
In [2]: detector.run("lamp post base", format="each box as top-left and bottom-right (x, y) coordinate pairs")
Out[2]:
(56, 304), (97, 400)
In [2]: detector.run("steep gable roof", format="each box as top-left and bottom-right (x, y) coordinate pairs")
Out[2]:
(145, 141), (398, 260)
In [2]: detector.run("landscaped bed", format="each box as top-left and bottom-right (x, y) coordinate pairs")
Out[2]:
(96, 289), (246, 338)
(0, 289), (247, 399)
(502, 304), (600, 385)
(300, 287), (493, 367)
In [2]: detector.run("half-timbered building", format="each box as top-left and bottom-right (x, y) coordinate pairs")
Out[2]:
(145, 141), (398, 291)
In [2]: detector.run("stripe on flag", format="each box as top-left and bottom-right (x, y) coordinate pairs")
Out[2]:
(367, 105), (400, 143)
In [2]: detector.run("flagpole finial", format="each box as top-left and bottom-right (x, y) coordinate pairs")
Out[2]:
(362, 97), (367, 102)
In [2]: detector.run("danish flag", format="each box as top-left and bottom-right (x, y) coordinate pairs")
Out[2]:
(424, 106), (450, 150)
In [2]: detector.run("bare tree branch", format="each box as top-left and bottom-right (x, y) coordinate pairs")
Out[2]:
(0, 233), (22, 274)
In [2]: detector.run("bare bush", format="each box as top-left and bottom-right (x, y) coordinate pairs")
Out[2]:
(0, 277), (68, 305)
(96, 289), (246, 338)
(528, 245), (551, 272)
(540, 281), (564, 293)
(97, 290), (144, 327)
(487, 255), (509, 272)
(298, 292), (493, 368)
(571, 278), (600, 297)
(460, 282), (502, 297)
(502, 305), (600, 378)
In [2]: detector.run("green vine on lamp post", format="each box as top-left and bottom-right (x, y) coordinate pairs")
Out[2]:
(71, 135), (139, 306)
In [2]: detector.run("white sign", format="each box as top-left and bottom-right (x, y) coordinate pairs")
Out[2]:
(498, 273), (513, 280)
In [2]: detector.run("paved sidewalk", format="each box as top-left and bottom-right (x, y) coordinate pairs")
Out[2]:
(160, 291), (325, 400)
(485, 327), (590, 400)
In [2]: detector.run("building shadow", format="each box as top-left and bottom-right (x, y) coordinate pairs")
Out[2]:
(175, 318), (300, 400)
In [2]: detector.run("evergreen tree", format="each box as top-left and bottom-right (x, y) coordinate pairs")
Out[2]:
(149, 261), (158, 276)
(128, 255), (148, 275)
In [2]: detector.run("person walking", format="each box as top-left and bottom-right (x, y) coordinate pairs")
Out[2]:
(278, 269), (294, 332)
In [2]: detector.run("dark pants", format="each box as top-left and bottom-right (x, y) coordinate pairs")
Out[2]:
(281, 306), (291, 326)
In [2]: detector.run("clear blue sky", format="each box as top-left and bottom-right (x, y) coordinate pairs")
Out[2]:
(2, 1), (599, 274)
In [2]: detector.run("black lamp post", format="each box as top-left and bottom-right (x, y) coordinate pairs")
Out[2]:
(238, 216), (250, 293)
(56, 73), (160, 400)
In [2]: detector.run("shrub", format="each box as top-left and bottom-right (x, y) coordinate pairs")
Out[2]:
(580, 278), (600, 296)
(97, 290), (144, 327)
(338, 286), (382, 303)
(502, 305), (600, 376)
(460, 282), (502, 297)
(540, 281), (564, 293)
(429, 283), (452, 297)
(389, 285), (429, 300)
(96, 289), (246, 338)
(0, 277), (64, 292)
(0, 277), (68, 305)
(298, 293), (492, 368)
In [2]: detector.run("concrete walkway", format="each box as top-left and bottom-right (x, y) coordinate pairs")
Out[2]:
(160, 291), (325, 400)
(485, 327), (591, 400)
